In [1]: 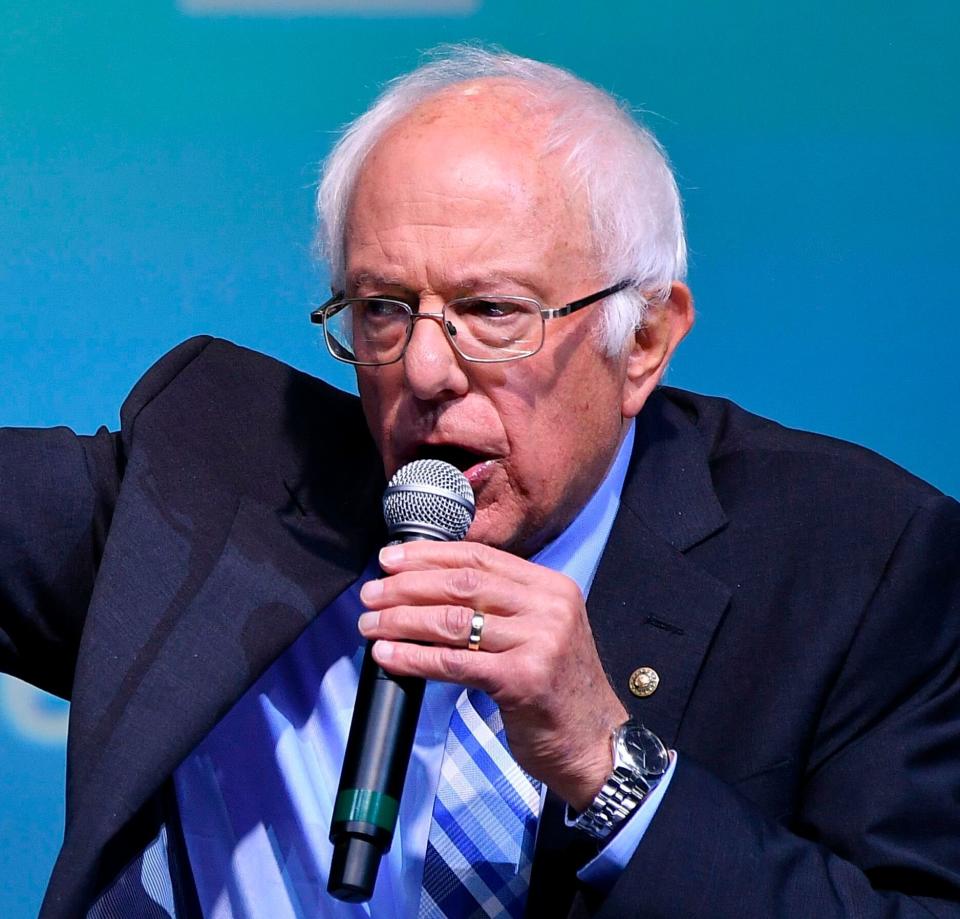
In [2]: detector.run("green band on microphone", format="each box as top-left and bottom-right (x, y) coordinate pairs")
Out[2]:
(333, 788), (400, 831)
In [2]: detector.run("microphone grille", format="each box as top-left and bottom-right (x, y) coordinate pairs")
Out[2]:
(383, 459), (476, 542)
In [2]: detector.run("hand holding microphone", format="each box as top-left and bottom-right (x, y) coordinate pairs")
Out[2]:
(329, 459), (630, 902)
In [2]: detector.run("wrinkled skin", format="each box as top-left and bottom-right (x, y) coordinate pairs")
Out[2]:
(349, 80), (693, 807)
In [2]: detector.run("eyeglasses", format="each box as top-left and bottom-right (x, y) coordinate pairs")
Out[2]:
(309, 279), (635, 366)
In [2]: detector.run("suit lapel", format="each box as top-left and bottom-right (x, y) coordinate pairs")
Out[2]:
(61, 464), (382, 910)
(587, 513), (731, 745)
(528, 391), (732, 916)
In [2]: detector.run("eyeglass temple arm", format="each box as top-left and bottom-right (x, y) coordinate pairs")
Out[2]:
(540, 279), (637, 319)
(310, 291), (347, 325)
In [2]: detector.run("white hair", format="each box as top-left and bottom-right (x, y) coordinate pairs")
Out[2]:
(316, 45), (687, 356)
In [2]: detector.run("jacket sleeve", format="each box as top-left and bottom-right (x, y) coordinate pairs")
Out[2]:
(590, 494), (960, 918)
(0, 425), (121, 698)
(0, 336), (213, 699)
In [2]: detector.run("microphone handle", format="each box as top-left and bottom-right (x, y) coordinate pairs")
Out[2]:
(327, 535), (436, 903)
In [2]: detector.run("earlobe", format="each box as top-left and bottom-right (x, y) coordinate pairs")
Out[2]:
(620, 282), (694, 419)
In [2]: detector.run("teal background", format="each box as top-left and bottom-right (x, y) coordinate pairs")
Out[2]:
(1, 1), (957, 915)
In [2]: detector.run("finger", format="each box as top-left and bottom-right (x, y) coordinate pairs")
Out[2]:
(370, 638), (501, 691)
(378, 540), (546, 585)
(360, 566), (539, 617)
(358, 604), (517, 652)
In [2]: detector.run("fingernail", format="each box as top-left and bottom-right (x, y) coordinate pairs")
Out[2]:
(379, 545), (403, 567)
(373, 641), (393, 662)
(358, 611), (378, 634)
(360, 579), (383, 603)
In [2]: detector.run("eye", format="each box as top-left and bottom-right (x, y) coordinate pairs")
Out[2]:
(457, 298), (524, 320)
(359, 299), (408, 322)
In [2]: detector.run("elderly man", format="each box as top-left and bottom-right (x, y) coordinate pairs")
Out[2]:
(3, 48), (959, 919)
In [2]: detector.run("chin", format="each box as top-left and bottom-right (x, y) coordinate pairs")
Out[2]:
(465, 511), (546, 558)
(464, 512), (518, 552)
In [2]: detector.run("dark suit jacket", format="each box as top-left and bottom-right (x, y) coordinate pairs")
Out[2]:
(2, 337), (959, 918)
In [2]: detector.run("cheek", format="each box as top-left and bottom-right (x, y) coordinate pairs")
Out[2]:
(358, 373), (397, 456)
(510, 379), (619, 479)
(496, 396), (568, 493)
(501, 366), (601, 440)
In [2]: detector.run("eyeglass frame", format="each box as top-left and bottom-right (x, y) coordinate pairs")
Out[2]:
(309, 278), (637, 367)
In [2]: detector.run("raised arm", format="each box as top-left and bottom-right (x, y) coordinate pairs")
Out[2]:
(0, 424), (122, 698)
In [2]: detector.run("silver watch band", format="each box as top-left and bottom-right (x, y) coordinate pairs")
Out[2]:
(570, 720), (668, 840)
(571, 768), (650, 839)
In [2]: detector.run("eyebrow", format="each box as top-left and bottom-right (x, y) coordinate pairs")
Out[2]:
(460, 273), (542, 294)
(346, 270), (543, 297)
(347, 272), (404, 291)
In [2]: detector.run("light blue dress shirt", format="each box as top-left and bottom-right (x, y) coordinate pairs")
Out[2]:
(175, 419), (674, 916)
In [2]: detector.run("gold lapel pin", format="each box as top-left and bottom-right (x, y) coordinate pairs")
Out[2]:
(628, 666), (660, 698)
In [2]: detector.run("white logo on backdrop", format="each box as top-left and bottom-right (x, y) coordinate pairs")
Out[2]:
(179, 0), (480, 14)
(1, 676), (69, 745)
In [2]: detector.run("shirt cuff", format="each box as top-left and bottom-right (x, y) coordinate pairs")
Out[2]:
(574, 751), (678, 891)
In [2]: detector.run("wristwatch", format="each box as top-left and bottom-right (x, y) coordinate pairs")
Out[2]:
(570, 718), (670, 840)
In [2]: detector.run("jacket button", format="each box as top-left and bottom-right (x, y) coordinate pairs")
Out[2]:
(628, 666), (660, 698)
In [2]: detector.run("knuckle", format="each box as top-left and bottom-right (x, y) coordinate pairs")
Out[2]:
(486, 678), (509, 704)
(487, 661), (518, 701)
(442, 605), (470, 640)
(561, 575), (584, 606)
(537, 633), (557, 660)
(440, 649), (470, 682)
(466, 541), (493, 568)
(449, 567), (482, 599)
(526, 653), (552, 685)
(553, 594), (582, 630)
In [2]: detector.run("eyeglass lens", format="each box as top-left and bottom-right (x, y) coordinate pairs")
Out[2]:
(324, 298), (544, 364)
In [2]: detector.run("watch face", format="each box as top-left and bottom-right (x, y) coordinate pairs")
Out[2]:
(619, 724), (670, 776)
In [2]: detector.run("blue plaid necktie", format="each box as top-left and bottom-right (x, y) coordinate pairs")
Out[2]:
(418, 688), (542, 919)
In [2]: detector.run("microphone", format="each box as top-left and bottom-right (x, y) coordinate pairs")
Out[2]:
(328, 459), (475, 902)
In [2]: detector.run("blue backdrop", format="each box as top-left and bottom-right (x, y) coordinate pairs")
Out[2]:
(2, 2), (957, 915)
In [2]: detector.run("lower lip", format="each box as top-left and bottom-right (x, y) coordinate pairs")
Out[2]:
(464, 459), (498, 489)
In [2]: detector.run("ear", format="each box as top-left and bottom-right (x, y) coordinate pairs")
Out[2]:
(620, 281), (694, 419)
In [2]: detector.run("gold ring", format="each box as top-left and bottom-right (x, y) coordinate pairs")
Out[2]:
(468, 610), (485, 651)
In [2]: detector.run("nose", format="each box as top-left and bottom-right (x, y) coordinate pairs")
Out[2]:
(402, 311), (470, 401)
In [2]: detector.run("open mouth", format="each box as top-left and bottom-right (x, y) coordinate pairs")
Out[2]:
(415, 443), (489, 473)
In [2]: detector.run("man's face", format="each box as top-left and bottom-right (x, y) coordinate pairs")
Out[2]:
(345, 86), (637, 556)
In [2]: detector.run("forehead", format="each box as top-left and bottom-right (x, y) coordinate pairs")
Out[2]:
(344, 82), (597, 295)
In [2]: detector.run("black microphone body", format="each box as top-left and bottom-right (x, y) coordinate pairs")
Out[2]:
(328, 461), (475, 903)
(327, 533), (433, 902)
